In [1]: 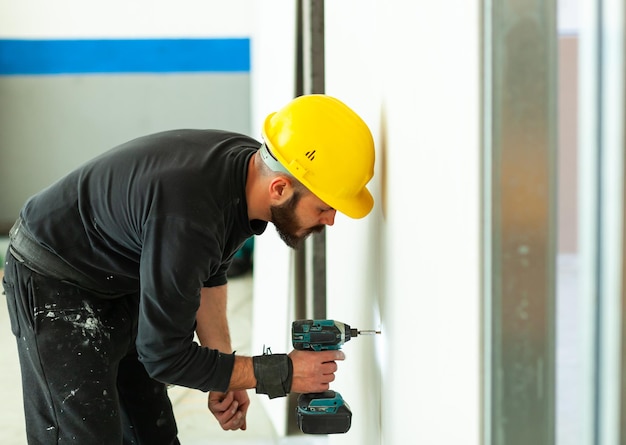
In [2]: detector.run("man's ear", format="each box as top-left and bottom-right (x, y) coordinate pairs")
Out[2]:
(269, 176), (294, 203)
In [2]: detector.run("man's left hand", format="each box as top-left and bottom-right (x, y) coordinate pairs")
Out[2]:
(208, 390), (250, 431)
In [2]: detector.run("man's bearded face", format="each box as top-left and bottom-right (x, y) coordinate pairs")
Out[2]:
(270, 191), (324, 249)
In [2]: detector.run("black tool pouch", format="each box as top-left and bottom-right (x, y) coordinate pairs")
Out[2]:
(253, 353), (293, 399)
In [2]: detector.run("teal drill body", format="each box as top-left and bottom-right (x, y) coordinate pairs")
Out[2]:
(292, 319), (358, 351)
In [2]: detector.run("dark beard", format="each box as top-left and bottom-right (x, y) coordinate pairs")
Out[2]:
(270, 192), (324, 249)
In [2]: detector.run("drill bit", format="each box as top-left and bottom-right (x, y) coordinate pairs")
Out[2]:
(357, 329), (381, 335)
(348, 328), (381, 337)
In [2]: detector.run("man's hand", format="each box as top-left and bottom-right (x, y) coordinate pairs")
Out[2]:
(288, 349), (345, 393)
(208, 390), (250, 431)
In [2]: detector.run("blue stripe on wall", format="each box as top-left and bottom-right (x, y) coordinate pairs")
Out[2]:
(0, 38), (250, 75)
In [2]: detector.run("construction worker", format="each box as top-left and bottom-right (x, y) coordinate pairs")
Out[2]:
(2, 94), (375, 444)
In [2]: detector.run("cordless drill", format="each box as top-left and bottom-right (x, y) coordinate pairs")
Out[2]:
(291, 319), (380, 434)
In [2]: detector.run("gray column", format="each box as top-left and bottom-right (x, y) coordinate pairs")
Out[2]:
(483, 1), (557, 444)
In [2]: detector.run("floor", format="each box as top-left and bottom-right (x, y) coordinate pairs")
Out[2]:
(0, 237), (326, 445)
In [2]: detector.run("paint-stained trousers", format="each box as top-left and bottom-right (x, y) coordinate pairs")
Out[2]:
(2, 251), (180, 444)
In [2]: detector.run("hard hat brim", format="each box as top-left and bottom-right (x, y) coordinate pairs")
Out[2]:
(326, 187), (374, 219)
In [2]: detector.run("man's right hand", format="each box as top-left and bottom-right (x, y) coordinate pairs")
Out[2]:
(288, 349), (345, 393)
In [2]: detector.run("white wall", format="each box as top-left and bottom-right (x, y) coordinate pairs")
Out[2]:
(375, 2), (481, 444)
(252, 1), (482, 444)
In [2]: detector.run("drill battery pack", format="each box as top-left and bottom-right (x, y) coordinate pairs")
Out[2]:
(296, 390), (352, 434)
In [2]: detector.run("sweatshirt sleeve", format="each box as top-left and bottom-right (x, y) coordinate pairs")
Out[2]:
(135, 216), (234, 392)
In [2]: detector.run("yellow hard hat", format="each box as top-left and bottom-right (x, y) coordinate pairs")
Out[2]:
(262, 94), (375, 219)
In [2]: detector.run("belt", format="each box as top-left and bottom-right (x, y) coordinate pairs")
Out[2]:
(9, 217), (112, 295)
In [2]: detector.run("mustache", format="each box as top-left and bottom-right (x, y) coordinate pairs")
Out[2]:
(305, 225), (325, 236)
(277, 224), (325, 250)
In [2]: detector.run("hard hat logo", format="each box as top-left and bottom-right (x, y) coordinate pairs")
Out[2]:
(262, 94), (375, 219)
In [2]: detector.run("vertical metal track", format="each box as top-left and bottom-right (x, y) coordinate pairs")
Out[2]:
(620, 125), (626, 445)
(304, 0), (327, 320)
(616, 115), (626, 445)
(614, 4), (626, 443)
(621, 231), (626, 443)
(485, 1), (557, 444)
(593, 3), (604, 442)
(598, 0), (626, 445)
(590, 0), (626, 442)
(481, 1), (493, 443)
(289, 0), (326, 435)
(293, 0), (307, 324)
(292, 0), (326, 322)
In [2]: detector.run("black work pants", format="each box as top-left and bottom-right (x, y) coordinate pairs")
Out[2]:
(2, 251), (180, 444)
